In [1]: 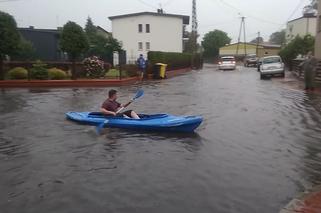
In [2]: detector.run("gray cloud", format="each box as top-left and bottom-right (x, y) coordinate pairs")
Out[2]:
(1, 0), (312, 42)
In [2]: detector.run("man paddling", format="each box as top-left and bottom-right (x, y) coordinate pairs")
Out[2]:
(100, 89), (140, 119)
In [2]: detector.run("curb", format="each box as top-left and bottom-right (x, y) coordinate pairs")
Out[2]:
(280, 186), (321, 213)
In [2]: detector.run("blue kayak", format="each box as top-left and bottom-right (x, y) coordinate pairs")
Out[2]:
(66, 112), (203, 132)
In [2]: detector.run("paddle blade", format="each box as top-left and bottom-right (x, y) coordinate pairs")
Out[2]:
(96, 120), (108, 134)
(133, 89), (144, 100)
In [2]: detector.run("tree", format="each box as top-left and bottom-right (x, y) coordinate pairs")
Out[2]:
(250, 37), (264, 44)
(279, 34), (315, 67)
(202, 30), (231, 58)
(269, 30), (286, 45)
(11, 38), (36, 61)
(184, 31), (200, 53)
(84, 17), (122, 62)
(86, 33), (122, 61)
(85, 17), (97, 43)
(0, 11), (21, 80)
(60, 21), (89, 79)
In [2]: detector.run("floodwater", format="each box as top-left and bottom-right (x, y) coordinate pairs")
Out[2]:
(1, 65), (321, 213)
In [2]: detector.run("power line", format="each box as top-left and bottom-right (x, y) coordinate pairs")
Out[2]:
(210, 0), (283, 26)
(286, 0), (306, 21)
(163, 0), (175, 7)
(0, 0), (23, 2)
(217, 0), (240, 13)
(135, 0), (158, 9)
(275, 0), (306, 31)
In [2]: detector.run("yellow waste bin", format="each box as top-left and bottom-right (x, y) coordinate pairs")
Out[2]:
(156, 63), (167, 79)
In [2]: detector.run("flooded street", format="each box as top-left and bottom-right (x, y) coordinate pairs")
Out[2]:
(1, 65), (321, 213)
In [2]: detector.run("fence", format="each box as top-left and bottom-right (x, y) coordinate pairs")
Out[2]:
(292, 59), (321, 84)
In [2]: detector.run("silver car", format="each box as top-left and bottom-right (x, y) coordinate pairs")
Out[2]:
(218, 56), (236, 70)
(260, 56), (285, 79)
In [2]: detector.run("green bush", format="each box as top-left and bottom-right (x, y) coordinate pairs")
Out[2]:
(148, 51), (192, 70)
(7, 67), (28, 79)
(105, 69), (121, 78)
(115, 65), (138, 77)
(279, 34), (315, 66)
(30, 60), (48, 80)
(105, 69), (131, 78)
(48, 68), (67, 80)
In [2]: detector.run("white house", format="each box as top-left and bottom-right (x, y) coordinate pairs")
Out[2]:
(109, 11), (190, 63)
(286, 14), (317, 44)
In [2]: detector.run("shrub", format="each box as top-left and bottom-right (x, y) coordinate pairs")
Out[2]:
(279, 35), (315, 66)
(30, 60), (48, 80)
(148, 51), (192, 70)
(105, 69), (130, 78)
(83, 56), (105, 78)
(7, 67), (28, 80)
(48, 68), (67, 80)
(105, 69), (121, 78)
(115, 64), (139, 77)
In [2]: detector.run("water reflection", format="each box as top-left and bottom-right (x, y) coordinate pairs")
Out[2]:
(1, 68), (321, 213)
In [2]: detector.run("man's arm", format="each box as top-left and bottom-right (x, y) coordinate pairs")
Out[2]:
(100, 108), (116, 116)
(121, 100), (133, 108)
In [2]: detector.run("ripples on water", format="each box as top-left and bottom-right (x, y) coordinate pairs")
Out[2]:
(1, 67), (321, 213)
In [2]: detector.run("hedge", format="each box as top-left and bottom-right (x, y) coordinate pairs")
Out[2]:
(48, 68), (67, 80)
(148, 51), (192, 70)
(7, 67), (28, 80)
(105, 69), (137, 78)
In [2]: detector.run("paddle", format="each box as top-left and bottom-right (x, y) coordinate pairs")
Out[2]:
(116, 89), (144, 114)
(96, 89), (144, 134)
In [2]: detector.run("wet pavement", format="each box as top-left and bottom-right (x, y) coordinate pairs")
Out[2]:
(1, 65), (321, 213)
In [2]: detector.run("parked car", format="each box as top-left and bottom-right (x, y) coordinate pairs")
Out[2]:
(244, 54), (258, 67)
(218, 56), (236, 70)
(260, 56), (285, 79)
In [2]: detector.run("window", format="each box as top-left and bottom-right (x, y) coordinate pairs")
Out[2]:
(138, 42), (143, 51)
(263, 57), (281, 64)
(138, 24), (143, 33)
(146, 42), (150, 51)
(146, 24), (150, 33)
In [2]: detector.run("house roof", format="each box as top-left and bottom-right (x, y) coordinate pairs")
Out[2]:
(288, 15), (317, 23)
(221, 42), (281, 49)
(96, 26), (110, 34)
(18, 27), (60, 34)
(109, 12), (190, 25)
(251, 42), (281, 48)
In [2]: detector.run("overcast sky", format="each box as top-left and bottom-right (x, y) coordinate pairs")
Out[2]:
(1, 0), (312, 42)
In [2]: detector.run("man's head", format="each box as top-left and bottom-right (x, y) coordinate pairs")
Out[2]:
(108, 89), (118, 100)
(140, 54), (143, 58)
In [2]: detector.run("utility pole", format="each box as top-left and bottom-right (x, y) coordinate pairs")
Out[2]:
(236, 16), (247, 57)
(256, 31), (260, 56)
(315, 0), (321, 59)
(191, 0), (198, 53)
